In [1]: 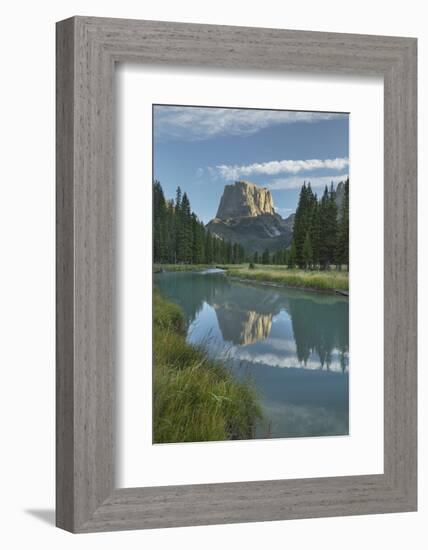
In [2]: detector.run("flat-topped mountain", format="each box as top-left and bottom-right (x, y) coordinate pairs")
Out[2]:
(216, 180), (275, 219)
(206, 180), (294, 254)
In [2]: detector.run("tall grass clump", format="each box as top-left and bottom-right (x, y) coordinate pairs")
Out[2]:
(153, 289), (261, 443)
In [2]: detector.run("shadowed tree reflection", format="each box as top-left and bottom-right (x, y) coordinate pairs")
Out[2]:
(287, 295), (349, 370)
(156, 271), (231, 326)
(156, 271), (348, 370)
(154, 271), (349, 438)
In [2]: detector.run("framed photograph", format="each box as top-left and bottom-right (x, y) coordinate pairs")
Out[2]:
(56, 17), (417, 532)
(151, 104), (350, 445)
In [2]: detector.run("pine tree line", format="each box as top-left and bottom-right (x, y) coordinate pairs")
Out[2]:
(252, 248), (291, 266)
(153, 180), (247, 265)
(290, 178), (349, 270)
(154, 178), (349, 269)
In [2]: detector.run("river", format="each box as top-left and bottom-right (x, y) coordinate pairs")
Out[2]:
(155, 269), (349, 439)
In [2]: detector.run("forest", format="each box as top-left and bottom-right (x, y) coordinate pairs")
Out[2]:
(290, 178), (349, 270)
(153, 178), (349, 270)
(153, 180), (246, 265)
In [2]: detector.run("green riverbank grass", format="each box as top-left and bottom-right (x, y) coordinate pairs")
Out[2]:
(153, 263), (348, 292)
(153, 289), (261, 443)
(222, 264), (349, 291)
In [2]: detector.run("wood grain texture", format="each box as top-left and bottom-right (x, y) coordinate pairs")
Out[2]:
(56, 16), (417, 533)
(56, 18), (75, 532)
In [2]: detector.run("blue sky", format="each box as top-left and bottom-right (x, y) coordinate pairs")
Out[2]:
(153, 105), (349, 224)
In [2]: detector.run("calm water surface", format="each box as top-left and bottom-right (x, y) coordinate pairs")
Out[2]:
(155, 270), (349, 439)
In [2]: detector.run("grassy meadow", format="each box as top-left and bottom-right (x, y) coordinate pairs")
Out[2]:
(223, 264), (349, 292)
(153, 288), (262, 443)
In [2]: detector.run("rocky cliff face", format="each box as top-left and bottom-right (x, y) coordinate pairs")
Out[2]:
(216, 180), (275, 219)
(206, 180), (293, 254)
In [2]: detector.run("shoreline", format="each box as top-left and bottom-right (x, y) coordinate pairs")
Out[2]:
(226, 275), (349, 297)
(153, 263), (349, 296)
(153, 289), (261, 443)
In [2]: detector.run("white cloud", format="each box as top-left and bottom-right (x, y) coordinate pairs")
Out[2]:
(154, 106), (347, 141)
(213, 157), (349, 180)
(234, 348), (347, 373)
(268, 174), (349, 191)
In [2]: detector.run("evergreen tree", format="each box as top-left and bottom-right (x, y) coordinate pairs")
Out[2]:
(173, 186), (183, 262)
(317, 185), (338, 269)
(288, 179), (348, 270)
(302, 232), (313, 270)
(293, 182), (316, 268)
(232, 242), (239, 264)
(325, 183), (339, 267)
(317, 186), (330, 268)
(262, 248), (270, 265)
(272, 250), (279, 264)
(288, 240), (296, 269)
(292, 182), (307, 266)
(176, 192), (193, 263)
(205, 231), (213, 264)
(238, 244), (246, 263)
(212, 234), (219, 263)
(153, 180), (168, 263)
(191, 214), (205, 264)
(272, 249), (285, 265)
(310, 197), (320, 268)
(253, 251), (259, 264)
(335, 178), (349, 269)
(165, 199), (176, 263)
(175, 186), (182, 211)
(226, 241), (233, 264)
(282, 248), (288, 266)
(219, 238), (227, 264)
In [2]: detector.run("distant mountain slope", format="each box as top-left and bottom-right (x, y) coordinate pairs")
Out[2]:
(206, 180), (294, 254)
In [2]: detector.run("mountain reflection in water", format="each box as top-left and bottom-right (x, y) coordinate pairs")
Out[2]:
(213, 306), (273, 345)
(155, 270), (349, 438)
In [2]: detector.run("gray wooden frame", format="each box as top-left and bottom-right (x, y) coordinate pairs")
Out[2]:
(56, 16), (417, 533)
